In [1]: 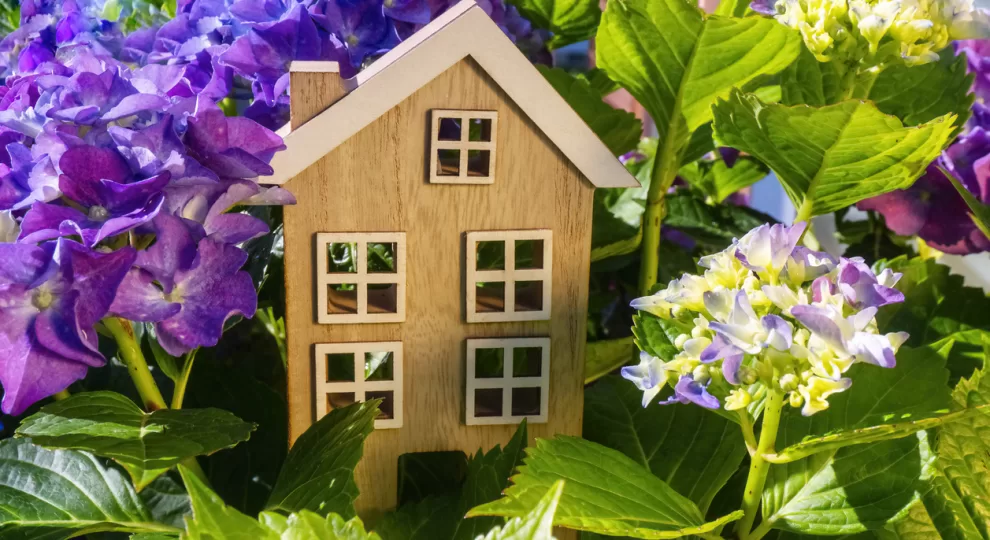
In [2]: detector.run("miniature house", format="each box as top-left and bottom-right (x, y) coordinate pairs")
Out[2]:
(261, 0), (638, 518)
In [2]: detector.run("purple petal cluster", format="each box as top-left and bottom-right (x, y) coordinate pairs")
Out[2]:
(0, 5), (297, 414)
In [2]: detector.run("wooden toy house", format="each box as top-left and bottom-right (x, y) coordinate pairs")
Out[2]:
(261, 0), (639, 517)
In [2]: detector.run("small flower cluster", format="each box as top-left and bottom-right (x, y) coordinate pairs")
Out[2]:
(752, 0), (990, 68)
(623, 222), (909, 416)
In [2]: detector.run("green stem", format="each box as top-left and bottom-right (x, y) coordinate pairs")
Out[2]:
(104, 317), (167, 411)
(737, 410), (758, 456)
(637, 135), (680, 296)
(737, 390), (784, 539)
(748, 519), (774, 540)
(170, 349), (198, 410)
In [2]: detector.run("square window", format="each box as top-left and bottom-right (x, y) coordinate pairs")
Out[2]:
(366, 390), (395, 420)
(367, 242), (397, 274)
(315, 342), (402, 429)
(430, 110), (496, 184)
(512, 347), (542, 377)
(466, 231), (551, 323)
(514, 281), (543, 312)
(474, 388), (503, 418)
(327, 284), (358, 314)
(469, 118), (493, 142)
(328, 392), (356, 411)
(514, 239), (544, 269)
(475, 348), (504, 378)
(476, 240), (505, 270)
(467, 150), (490, 177)
(326, 353), (355, 382)
(326, 242), (358, 273)
(466, 337), (548, 425)
(475, 282), (505, 313)
(438, 117), (461, 141)
(316, 233), (404, 324)
(365, 351), (394, 381)
(511, 387), (541, 417)
(437, 149), (460, 176)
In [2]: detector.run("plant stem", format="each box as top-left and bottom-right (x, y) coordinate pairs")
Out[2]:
(736, 390), (784, 539)
(748, 519), (774, 540)
(737, 410), (758, 456)
(104, 317), (167, 411)
(170, 349), (198, 410)
(637, 134), (680, 296)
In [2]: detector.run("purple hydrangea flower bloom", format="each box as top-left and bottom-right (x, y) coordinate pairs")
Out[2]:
(734, 222), (807, 280)
(384, 0), (432, 25)
(620, 351), (668, 407)
(38, 70), (170, 125)
(958, 40), (990, 102)
(663, 375), (720, 409)
(185, 95), (286, 179)
(0, 239), (135, 415)
(110, 214), (258, 356)
(318, 0), (401, 66)
(109, 117), (219, 186)
(19, 146), (169, 246)
(835, 257), (904, 309)
(0, 142), (60, 210)
(790, 304), (907, 369)
(749, 0), (777, 14)
(701, 290), (793, 383)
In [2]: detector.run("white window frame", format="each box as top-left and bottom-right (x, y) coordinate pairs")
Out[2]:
(314, 341), (403, 429)
(429, 110), (498, 184)
(465, 337), (550, 425)
(316, 232), (405, 324)
(465, 230), (552, 323)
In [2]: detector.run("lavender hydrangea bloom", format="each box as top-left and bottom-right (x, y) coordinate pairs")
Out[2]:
(185, 95), (285, 179)
(0, 142), (59, 210)
(665, 376), (720, 409)
(734, 221), (807, 280)
(620, 351), (668, 407)
(0, 240), (135, 414)
(110, 214), (258, 356)
(835, 257), (904, 309)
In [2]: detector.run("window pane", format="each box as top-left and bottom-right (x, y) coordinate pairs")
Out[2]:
(466, 150), (490, 177)
(474, 388), (502, 417)
(367, 283), (398, 314)
(326, 242), (358, 273)
(511, 387), (541, 416)
(438, 117), (461, 141)
(327, 284), (358, 314)
(468, 117), (493, 142)
(476, 240), (504, 270)
(514, 281), (543, 312)
(437, 149), (460, 176)
(514, 239), (544, 269)
(326, 353), (355, 382)
(512, 347), (542, 377)
(367, 242), (397, 273)
(365, 351), (394, 381)
(475, 348), (504, 378)
(366, 390), (395, 420)
(476, 282), (505, 313)
(328, 392), (356, 411)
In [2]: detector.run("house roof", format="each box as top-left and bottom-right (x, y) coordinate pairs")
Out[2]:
(261, 0), (640, 188)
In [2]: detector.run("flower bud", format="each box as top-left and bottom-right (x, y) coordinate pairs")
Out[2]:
(794, 329), (810, 347)
(739, 366), (758, 385)
(675, 334), (690, 349)
(789, 391), (804, 408)
(691, 325), (706, 339)
(779, 373), (799, 392)
(692, 365), (711, 384)
(725, 389), (752, 410)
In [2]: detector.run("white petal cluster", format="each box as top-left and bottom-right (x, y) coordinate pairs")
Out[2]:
(625, 223), (909, 417)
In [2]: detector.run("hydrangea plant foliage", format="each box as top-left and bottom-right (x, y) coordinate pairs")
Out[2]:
(1, 0), (990, 539)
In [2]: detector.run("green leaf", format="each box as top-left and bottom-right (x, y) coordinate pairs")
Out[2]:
(934, 368), (990, 539)
(539, 66), (642, 156)
(765, 345), (956, 463)
(631, 312), (689, 361)
(663, 191), (777, 250)
(576, 68), (620, 98)
(943, 166), (990, 241)
(584, 337), (635, 384)
(507, 0), (600, 48)
(584, 375), (747, 512)
(0, 438), (180, 539)
(15, 391), (255, 490)
(258, 511), (380, 539)
(141, 474), (192, 529)
(476, 481), (563, 540)
(762, 431), (935, 535)
(710, 157), (769, 203)
(467, 436), (743, 538)
(878, 471), (985, 540)
(375, 423), (529, 540)
(782, 47), (973, 128)
(265, 400), (378, 518)
(596, 0), (800, 171)
(713, 90), (956, 217)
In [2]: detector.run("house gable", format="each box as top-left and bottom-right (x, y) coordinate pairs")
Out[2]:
(263, 0), (639, 189)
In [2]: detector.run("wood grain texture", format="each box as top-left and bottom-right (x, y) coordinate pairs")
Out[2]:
(290, 67), (347, 129)
(282, 57), (594, 521)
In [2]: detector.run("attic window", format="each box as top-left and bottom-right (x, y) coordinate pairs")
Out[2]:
(465, 230), (551, 323)
(465, 337), (549, 425)
(429, 110), (498, 184)
(315, 341), (403, 429)
(316, 232), (405, 324)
